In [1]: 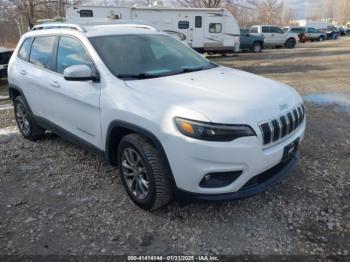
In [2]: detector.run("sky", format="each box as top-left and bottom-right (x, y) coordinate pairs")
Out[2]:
(283, 0), (321, 19)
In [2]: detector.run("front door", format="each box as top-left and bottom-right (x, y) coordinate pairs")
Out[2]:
(269, 26), (285, 45)
(49, 36), (101, 148)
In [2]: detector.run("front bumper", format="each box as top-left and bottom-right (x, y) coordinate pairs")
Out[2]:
(175, 153), (299, 201)
(163, 121), (305, 195)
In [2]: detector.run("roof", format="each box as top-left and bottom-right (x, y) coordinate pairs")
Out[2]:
(26, 23), (163, 38)
(67, 5), (225, 12)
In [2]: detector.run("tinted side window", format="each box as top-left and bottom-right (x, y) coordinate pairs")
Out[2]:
(18, 38), (32, 61)
(209, 23), (222, 33)
(262, 26), (270, 33)
(270, 27), (282, 33)
(178, 21), (189, 29)
(195, 16), (202, 28)
(56, 36), (94, 74)
(80, 10), (93, 17)
(29, 36), (57, 70)
(307, 28), (317, 33)
(291, 27), (305, 33)
(250, 27), (258, 33)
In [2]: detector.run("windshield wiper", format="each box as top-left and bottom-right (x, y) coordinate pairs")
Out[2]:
(181, 66), (208, 73)
(116, 73), (157, 80)
(176, 63), (217, 74)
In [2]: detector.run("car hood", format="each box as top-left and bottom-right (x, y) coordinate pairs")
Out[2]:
(125, 66), (302, 124)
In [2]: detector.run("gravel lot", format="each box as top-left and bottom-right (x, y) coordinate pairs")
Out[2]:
(0, 38), (349, 257)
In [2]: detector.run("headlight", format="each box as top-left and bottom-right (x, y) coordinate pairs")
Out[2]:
(174, 117), (256, 142)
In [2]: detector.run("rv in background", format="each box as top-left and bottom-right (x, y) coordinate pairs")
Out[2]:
(65, 6), (240, 54)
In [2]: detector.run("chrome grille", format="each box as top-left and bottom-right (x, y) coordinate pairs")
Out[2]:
(259, 104), (305, 145)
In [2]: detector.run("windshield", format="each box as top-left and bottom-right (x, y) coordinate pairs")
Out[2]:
(89, 34), (217, 80)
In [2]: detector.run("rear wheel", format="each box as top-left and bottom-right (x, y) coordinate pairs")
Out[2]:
(318, 36), (325, 42)
(252, 42), (262, 53)
(14, 96), (45, 141)
(285, 38), (296, 49)
(117, 134), (172, 210)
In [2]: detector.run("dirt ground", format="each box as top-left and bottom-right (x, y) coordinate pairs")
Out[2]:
(0, 38), (349, 257)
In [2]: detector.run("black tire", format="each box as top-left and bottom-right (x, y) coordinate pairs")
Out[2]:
(117, 133), (172, 210)
(318, 36), (325, 42)
(285, 38), (296, 49)
(14, 96), (45, 141)
(252, 42), (262, 53)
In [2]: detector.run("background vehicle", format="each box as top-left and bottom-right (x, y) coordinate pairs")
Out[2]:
(239, 29), (264, 53)
(322, 26), (340, 40)
(250, 25), (298, 48)
(304, 22), (339, 40)
(65, 5), (240, 54)
(283, 26), (326, 42)
(8, 23), (305, 210)
(0, 48), (13, 80)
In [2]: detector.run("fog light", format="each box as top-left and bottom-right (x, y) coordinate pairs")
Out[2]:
(204, 175), (211, 181)
(199, 171), (242, 188)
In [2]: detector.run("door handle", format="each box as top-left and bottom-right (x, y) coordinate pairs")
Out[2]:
(50, 81), (61, 88)
(20, 70), (27, 76)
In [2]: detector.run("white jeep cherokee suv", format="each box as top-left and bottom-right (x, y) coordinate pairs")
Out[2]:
(8, 24), (306, 210)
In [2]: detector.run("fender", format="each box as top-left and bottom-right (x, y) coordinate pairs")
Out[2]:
(8, 84), (35, 116)
(105, 120), (177, 189)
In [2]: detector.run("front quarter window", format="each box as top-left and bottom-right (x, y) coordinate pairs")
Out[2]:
(56, 36), (94, 74)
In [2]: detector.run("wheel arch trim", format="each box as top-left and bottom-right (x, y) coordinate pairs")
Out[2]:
(105, 120), (177, 189)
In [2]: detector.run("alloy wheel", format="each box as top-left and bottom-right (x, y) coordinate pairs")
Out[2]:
(121, 147), (149, 200)
(254, 44), (261, 53)
(16, 103), (30, 136)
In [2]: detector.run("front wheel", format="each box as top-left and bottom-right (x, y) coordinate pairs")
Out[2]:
(318, 36), (325, 42)
(252, 42), (262, 53)
(285, 38), (296, 49)
(117, 134), (173, 210)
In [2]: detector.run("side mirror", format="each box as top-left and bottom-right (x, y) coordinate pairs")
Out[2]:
(63, 65), (98, 82)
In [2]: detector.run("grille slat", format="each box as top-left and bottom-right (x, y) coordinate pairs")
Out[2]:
(259, 104), (305, 145)
(260, 122), (272, 144)
(271, 119), (280, 142)
(280, 116), (288, 137)
(293, 109), (299, 129)
(287, 112), (294, 133)
(297, 106), (303, 125)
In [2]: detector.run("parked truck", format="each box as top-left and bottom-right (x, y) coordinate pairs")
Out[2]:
(249, 25), (298, 49)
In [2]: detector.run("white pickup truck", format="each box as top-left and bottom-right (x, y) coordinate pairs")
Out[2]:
(250, 25), (298, 49)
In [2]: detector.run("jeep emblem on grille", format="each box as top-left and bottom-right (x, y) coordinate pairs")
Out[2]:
(279, 103), (288, 111)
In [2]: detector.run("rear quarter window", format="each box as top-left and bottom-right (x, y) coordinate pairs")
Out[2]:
(29, 36), (57, 70)
(17, 38), (33, 61)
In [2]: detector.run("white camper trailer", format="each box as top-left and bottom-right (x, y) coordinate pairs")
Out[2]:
(65, 6), (240, 53)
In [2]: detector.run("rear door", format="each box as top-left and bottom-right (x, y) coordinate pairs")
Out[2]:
(25, 35), (58, 119)
(48, 35), (101, 147)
